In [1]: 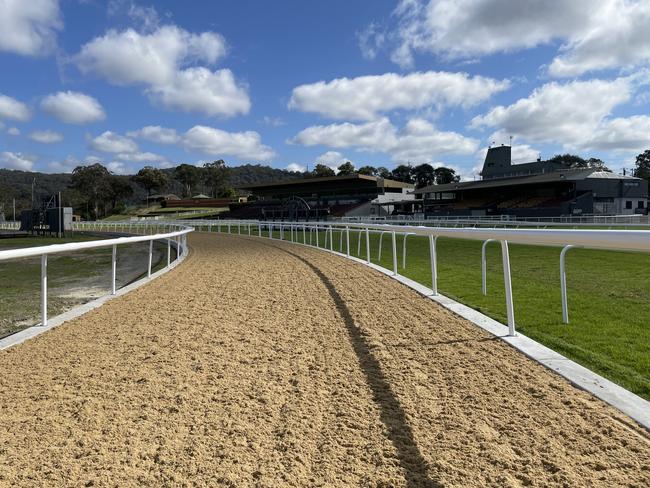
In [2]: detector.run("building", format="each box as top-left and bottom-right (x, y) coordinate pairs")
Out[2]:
(226, 174), (415, 220)
(415, 146), (648, 217)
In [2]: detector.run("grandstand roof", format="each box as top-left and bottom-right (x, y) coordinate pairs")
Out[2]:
(239, 174), (413, 191)
(413, 169), (642, 194)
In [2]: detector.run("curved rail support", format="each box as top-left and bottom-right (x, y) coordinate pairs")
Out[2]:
(402, 232), (415, 268)
(481, 239), (496, 295)
(377, 231), (391, 261)
(560, 245), (576, 324)
(365, 227), (371, 264)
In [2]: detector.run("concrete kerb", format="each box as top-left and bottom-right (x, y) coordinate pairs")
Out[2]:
(226, 230), (650, 432)
(0, 239), (189, 351)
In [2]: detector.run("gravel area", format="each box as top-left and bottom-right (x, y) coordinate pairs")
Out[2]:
(0, 232), (648, 487)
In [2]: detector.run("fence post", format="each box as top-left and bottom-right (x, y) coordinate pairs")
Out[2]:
(366, 228), (371, 264)
(41, 254), (48, 326)
(329, 226), (334, 251)
(259, 223), (262, 238)
(500, 240), (516, 336)
(402, 233), (412, 268)
(429, 235), (438, 295)
(392, 231), (398, 276)
(346, 226), (350, 256)
(560, 245), (575, 324)
(357, 230), (363, 256)
(316, 225), (319, 248)
(167, 239), (171, 267)
(481, 239), (494, 295)
(148, 240), (153, 278)
(111, 244), (117, 295)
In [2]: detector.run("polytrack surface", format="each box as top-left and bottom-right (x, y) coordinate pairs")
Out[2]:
(0, 233), (648, 487)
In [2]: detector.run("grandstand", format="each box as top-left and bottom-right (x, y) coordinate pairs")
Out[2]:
(223, 174), (414, 220)
(415, 145), (648, 218)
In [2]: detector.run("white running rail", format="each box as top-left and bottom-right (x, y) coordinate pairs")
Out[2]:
(181, 218), (650, 335)
(0, 222), (193, 328)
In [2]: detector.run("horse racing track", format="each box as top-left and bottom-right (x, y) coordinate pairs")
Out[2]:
(0, 233), (648, 486)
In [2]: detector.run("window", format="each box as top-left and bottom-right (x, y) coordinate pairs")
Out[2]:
(625, 200), (632, 209)
(638, 200), (645, 209)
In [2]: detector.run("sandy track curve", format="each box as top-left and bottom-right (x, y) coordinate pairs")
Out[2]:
(0, 233), (648, 487)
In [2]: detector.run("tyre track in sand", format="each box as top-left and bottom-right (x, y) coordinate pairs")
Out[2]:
(0, 232), (647, 487)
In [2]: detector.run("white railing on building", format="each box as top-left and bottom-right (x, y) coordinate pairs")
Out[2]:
(0, 222), (193, 328)
(181, 219), (650, 336)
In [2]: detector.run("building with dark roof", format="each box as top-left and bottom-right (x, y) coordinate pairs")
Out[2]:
(414, 146), (647, 217)
(225, 174), (414, 220)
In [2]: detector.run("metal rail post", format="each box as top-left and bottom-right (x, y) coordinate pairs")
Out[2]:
(357, 230), (363, 255)
(339, 228), (343, 252)
(500, 240), (516, 336)
(148, 240), (153, 278)
(365, 227), (371, 263)
(346, 226), (350, 256)
(429, 235), (438, 295)
(167, 239), (171, 267)
(560, 245), (575, 324)
(329, 226), (334, 251)
(402, 233), (414, 268)
(259, 223), (262, 238)
(112, 244), (117, 295)
(391, 231), (398, 275)
(41, 255), (47, 326)
(481, 239), (495, 295)
(303, 225), (306, 244)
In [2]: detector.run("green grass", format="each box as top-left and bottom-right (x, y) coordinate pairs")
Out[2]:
(225, 225), (650, 400)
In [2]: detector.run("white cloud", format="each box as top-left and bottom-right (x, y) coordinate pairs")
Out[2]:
(471, 77), (633, 146)
(7, 126), (20, 136)
(29, 130), (63, 144)
(47, 155), (82, 173)
(0, 0), (62, 56)
(0, 151), (37, 171)
(262, 116), (285, 127)
(315, 151), (350, 172)
(127, 125), (180, 144)
(106, 161), (130, 175)
(182, 125), (275, 161)
(357, 22), (385, 60)
(289, 71), (509, 120)
(0, 94), (31, 121)
(116, 151), (166, 163)
(89, 131), (139, 154)
(75, 25), (226, 86)
(286, 163), (306, 172)
(579, 116), (650, 152)
(146, 67), (250, 117)
(293, 117), (478, 163)
(41, 91), (106, 124)
(386, 0), (650, 77)
(74, 25), (250, 117)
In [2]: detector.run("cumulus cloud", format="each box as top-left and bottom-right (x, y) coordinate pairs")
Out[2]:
(127, 125), (180, 144)
(74, 24), (249, 117)
(293, 117), (478, 163)
(116, 151), (167, 163)
(286, 163), (306, 172)
(182, 125), (275, 161)
(313, 151), (352, 172)
(0, 151), (37, 171)
(0, 0), (62, 56)
(41, 91), (106, 124)
(383, 0), (650, 77)
(357, 22), (385, 60)
(289, 71), (509, 120)
(146, 67), (250, 117)
(0, 94), (31, 121)
(29, 130), (63, 144)
(578, 116), (650, 152)
(7, 127), (20, 136)
(89, 131), (139, 154)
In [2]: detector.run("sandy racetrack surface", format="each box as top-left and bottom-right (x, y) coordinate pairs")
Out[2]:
(0, 233), (648, 487)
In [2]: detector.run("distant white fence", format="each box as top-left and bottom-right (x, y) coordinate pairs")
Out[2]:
(0, 222), (193, 327)
(183, 219), (650, 335)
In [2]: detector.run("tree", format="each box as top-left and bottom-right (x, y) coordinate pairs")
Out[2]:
(68, 163), (113, 219)
(391, 164), (413, 183)
(133, 166), (168, 202)
(203, 160), (229, 197)
(434, 167), (460, 185)
(312, 164), (335, 177)
(633, 150), (650, 179)
(377, 167), (391, 179)
(174, 163), (201, 197)
(337, 161), (355, 175)
(412, 164), (435, 188)
(357, 165), (377, 176)
(108, 176), (133, 211)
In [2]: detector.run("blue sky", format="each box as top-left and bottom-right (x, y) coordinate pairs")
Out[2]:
(1, 0), (649, 178)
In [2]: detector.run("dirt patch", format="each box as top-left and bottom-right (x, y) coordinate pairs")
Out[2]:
(0, 233), (647, 487)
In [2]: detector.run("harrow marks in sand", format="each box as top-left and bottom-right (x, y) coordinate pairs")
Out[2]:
(0, 233), (648, 487)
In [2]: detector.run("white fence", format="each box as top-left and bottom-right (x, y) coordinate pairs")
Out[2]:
(186, 219), (650, 336)
(0, 222), (193, 327)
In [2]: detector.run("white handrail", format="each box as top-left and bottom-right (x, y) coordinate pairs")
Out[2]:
(0, 222), (193, 327)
